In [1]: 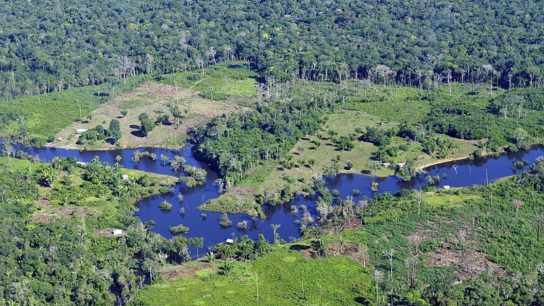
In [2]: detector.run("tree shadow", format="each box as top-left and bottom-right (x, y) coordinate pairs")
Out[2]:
(354, 297), (370, 305)
(289, 244), (311, 251)
(131, 130), (145, 138)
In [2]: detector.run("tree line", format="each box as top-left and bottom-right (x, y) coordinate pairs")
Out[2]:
(1, 0), (543, 99)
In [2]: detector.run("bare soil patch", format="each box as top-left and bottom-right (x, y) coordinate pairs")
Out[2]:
(325, 218), (363, 236)
(33, 199), (95, 223)
(326, 243), (370, 267)
(231, 187), (253, 195)
(161, 262), (216, 281)
(425, 248), (508, 280)
(345, 218), (363, 230)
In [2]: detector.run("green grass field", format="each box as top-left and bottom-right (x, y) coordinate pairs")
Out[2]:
(158, 61), (258, 100)
(0, 62), (258, 150)
(136, 248), (373, 306)
(0, 77), (144, 145)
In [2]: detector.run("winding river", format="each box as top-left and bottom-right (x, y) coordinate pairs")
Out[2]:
(9, 143), (544, 255)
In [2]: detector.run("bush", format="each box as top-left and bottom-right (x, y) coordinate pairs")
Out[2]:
(219, 212), (232, 227)
(169, 224), (190, 235)
(360, 127), (391, 146)
(160, 201), (173, 211)
(236, 220), (249, 231)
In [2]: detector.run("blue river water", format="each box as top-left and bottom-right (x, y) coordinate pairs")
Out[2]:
(8, 142), (544, 255)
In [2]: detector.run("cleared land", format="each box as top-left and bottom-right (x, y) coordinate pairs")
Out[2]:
(51, 82), (253, 149)
(157, 62), (259, 100)
(49, 62), (258, 149)
(0, 78), (144, 145)
(201, 83), (482, 214)
(135, 248), (373, 306)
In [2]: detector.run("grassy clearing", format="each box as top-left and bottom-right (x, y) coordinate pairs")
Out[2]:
(51, 81), (253, 150)
(342, 84), (430, 124)
(0, 78), (144, 145)
(1, 62), (257, 150)
(136, 248), (373, 306)
(202, 83), (481, 214)
(51, 63), (258, 150)
(158, 61), (258, 100)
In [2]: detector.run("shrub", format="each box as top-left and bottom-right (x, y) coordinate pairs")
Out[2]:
(160, 201), (173, 211)
(219, 212), (232, 227)
(169, 224), (190, 235)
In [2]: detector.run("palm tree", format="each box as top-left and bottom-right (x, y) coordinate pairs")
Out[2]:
(37, 165), (56, 187)
(206, 252), (215, 263)
(271, 224), (281, 244)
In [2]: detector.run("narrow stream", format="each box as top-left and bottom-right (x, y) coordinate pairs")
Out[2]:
(8, 142), (544, 255)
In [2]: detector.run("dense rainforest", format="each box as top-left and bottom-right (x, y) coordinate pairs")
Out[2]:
(1, 0), (544, 98)
(1, 0), (544, 304)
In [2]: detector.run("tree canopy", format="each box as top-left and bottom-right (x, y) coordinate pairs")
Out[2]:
(1, 0), (543, 98)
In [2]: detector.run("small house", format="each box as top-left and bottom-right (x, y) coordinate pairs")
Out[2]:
(443, 185), (451, 190)
(76, 128), (87, 134)
(112, 229), (124, 237)
(121, 174), (129, 181)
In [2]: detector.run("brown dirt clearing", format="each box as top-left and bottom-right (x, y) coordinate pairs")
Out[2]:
(161, 262), (216, 281)
(425, 248), (508, 281)
(33, 199), (96, 223)
(326, 243), (370, 267)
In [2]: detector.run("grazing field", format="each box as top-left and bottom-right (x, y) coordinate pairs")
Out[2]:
(135, 248), (373, 306)
(157, 61), (259, 100)
(0, 78), (144, 146)
(48, 63), (258, 150)
(51, 82), (253, 149)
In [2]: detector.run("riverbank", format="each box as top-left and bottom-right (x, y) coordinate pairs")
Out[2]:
(45, 142), (185, 152)
(7, 136), (544, 257)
